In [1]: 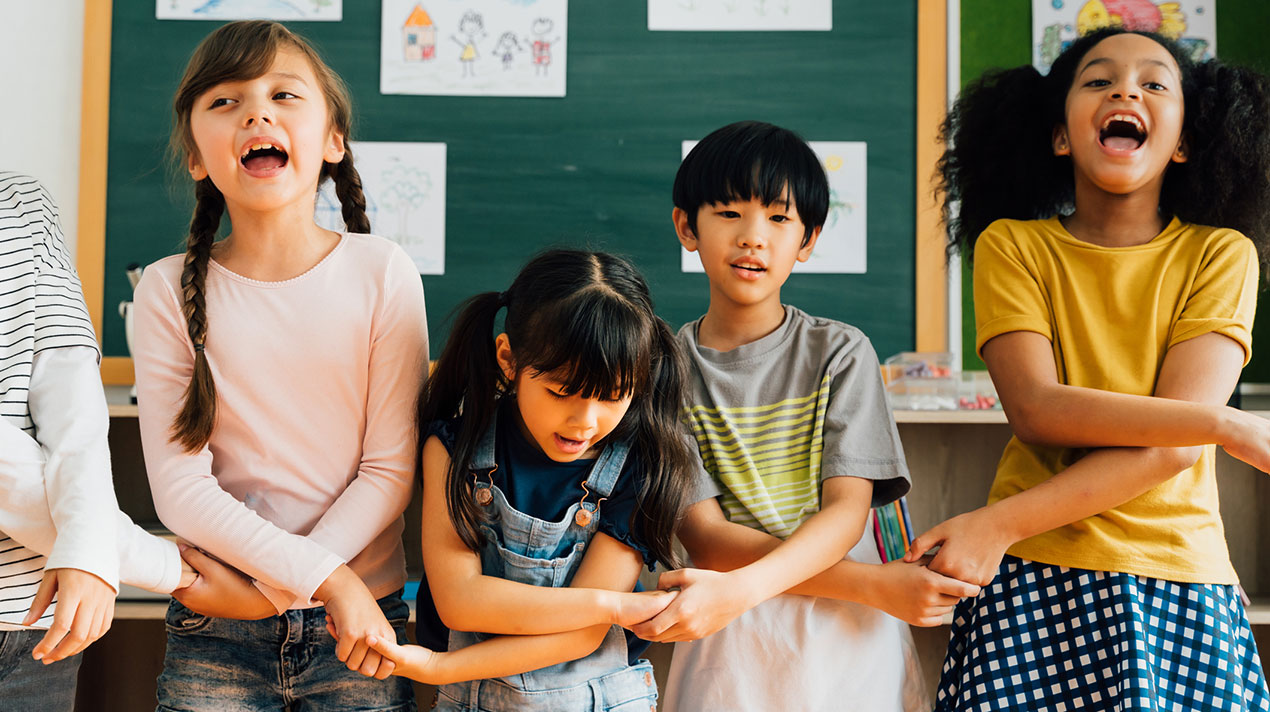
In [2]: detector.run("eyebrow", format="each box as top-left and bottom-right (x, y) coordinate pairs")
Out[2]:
(266, 71), (310, 85)
(1078, 56), (1178, 78)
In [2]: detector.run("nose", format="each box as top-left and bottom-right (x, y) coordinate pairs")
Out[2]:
(737, 216), (768, 249)
(242, 102), (275, 128)
(1109, 81), (1141, 101)
(567, 398), (599, 432)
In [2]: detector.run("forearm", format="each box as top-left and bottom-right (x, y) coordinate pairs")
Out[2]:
(686, 515), (878, 604)
(719, 498), (868, 603)
(432, 573), (623, 635)
(428, 625), (610, 685)
(1009, 382), (1232, 449)
(987, 445), (1198, 545)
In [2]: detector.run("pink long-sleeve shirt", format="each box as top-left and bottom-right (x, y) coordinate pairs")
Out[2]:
(133, 233), (428, 612)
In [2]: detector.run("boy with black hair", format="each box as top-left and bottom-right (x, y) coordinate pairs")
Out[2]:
(631, 121), (972, 710)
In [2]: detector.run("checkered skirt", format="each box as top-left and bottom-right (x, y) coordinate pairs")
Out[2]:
(936, 556), (1270, 712)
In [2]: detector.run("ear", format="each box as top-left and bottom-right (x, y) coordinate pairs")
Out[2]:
(1052, 125), (1071, 157)
(494, 333), (516, 383)
(672, 207), (698, 252)
(324, 130), (347, 165)
(187, 153), (208, 182)
(796, 226), (822, 263)
(1172, 134), (1189, 163)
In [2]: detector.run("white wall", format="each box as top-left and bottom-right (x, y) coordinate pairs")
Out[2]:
(0, 0), (85, 254)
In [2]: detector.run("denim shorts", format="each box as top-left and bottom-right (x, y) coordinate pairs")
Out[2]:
(156, 590), (416, 712)
(0, 628), (81, 712)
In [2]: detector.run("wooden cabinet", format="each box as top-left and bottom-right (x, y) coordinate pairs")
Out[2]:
(77, 390), (1269, 710)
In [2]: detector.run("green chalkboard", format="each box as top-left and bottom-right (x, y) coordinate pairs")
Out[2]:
(959, 0), (1270, 374)
(102, 1), (918, 361)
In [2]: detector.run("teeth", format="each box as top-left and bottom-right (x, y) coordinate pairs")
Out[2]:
(1102, 113), (1145, 132)
(241, 143), (276, 157)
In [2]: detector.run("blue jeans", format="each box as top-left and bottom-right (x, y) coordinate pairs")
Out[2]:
(156, 591), (416, 712)
(0, 628), (81, 711)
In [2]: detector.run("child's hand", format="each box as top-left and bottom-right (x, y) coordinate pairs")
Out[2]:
(1220, 407), (1270, 473)
(865, 558), (981, 627)
(177, 557), (199, 590)
(612, 589), (677, 628)
(316, 565), (397, 679)
(358, 633), (441, 683)
(173, 546), (276, 620)
(904, 507), (1012, 587)
(628, 568), (757, 643)
(23, 568), (115, 663)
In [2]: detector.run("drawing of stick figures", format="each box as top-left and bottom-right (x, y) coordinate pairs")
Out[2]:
(451, 11), (485, 78)
(530, 18), (560, 77)
(492, 31), (522, 71)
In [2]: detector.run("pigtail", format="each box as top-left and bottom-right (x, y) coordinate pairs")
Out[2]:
(1165, 61), (1270, 272)
(629, 315), (692, 569)
(170, 177), (222, 452)
(329, 149), (370, 234)
(416, 291), (507, 552)
(937, 65), (1068, 258)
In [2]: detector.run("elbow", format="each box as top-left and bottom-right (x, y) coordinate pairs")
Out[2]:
(1005, 398), (1061, 446)
(567, 625), (612, 661)
(433, 598), (478, 633)
(1152, 445), (1202, 475)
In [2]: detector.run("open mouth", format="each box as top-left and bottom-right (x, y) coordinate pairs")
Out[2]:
(1099, 114), (1147, 151)
(240, 142), (289, 173)
(732, 263), (765, 273)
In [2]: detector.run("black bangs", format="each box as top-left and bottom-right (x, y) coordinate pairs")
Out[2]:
(673, 121), (829, 243)
(517, 287), (652, 401)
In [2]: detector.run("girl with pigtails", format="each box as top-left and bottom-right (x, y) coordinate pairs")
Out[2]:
(360, 248), (696, 711)
(907, 27), (1270, 711)
(132, 20), (426, 710)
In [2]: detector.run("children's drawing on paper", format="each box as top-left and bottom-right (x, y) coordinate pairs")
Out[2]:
(315, 142), (447, 275)
(648, 0), (829, 31)
(680, 141), (867, 274)
(1032, 1), (1216, 73)
(157, 0), (341, 21)
(382, 0), (568, 97)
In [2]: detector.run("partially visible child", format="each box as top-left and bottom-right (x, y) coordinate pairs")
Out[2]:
(910, 28), (1270, 710)
(636, 121), (975, 711)
(360, 249), (696, 711)
(0, 171), (192, 711)
(132, 21), (426, 710)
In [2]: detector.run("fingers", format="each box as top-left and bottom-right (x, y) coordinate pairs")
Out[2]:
(355, 648), (383, 677)
(655, 568), (690, 591)
(629, 603), (680, 639)
(23, 573), (57, 628)
(32, 599), (73, 662)
(365, 634), (400, 661)
(179, 546), (220, 576)
(904, 528), (941, 562)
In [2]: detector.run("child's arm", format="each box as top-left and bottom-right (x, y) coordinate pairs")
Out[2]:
(252, 249), (428, 613)
(979, 330), (1270, 467)
(631, 474), (873, 643)
(422, 435), (674, 635)
(678, 497), (979, 627)
(907, 330), (1242, 586)
(353, 532), (669, 684)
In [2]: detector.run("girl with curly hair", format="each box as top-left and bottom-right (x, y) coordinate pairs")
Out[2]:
(908, 28), (1270, 711)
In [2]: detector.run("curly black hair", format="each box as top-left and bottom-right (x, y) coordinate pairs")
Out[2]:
(938, 27), (1270, 273)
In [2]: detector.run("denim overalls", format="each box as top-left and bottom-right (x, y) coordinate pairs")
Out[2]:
(433, 421), (659, 712)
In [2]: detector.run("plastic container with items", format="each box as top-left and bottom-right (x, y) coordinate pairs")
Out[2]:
(881, 352), (1001, 411)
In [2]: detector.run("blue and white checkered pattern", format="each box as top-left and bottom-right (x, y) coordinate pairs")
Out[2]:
(936, 556), (1270, 711)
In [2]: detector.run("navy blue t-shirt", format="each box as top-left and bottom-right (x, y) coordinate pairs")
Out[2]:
(415, 399), (655, 661)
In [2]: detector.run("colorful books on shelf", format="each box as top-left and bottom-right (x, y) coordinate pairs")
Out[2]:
(871, 497), (913, 563)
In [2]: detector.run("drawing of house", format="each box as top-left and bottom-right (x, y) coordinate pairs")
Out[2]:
(403, 4), (437, 61)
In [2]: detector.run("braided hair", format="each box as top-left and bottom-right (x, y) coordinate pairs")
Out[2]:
(168, 20), (369, 450)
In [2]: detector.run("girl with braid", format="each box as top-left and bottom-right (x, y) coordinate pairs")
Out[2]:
(132, 21), (427, 711)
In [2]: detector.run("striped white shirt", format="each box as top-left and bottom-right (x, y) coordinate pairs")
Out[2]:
(0, 172), (108, 627)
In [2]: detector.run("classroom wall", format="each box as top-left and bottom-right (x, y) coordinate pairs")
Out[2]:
(0, 0), (85, 254)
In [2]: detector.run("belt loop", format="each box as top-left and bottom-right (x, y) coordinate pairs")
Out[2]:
(589, 678), (604, 710)
(468, 679), (480, 711)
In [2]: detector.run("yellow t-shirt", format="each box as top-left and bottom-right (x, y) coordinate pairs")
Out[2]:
(975, 216), (1258, 584)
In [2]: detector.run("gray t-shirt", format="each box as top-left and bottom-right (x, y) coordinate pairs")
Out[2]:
(680, 305), (910, 539)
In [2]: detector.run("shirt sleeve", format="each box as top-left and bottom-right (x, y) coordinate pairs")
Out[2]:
(26, 347), (119, 590)
(818, 333), (911, 507)
(680, 423), (722, 504)
(260, 247), (428, 610)
(133, 265), (344, 607)
(974, 223), (1054, 357)
(1168, 232), (1259, 364)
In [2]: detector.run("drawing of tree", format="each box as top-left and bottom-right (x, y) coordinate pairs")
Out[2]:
(377, 164), (432, 244)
